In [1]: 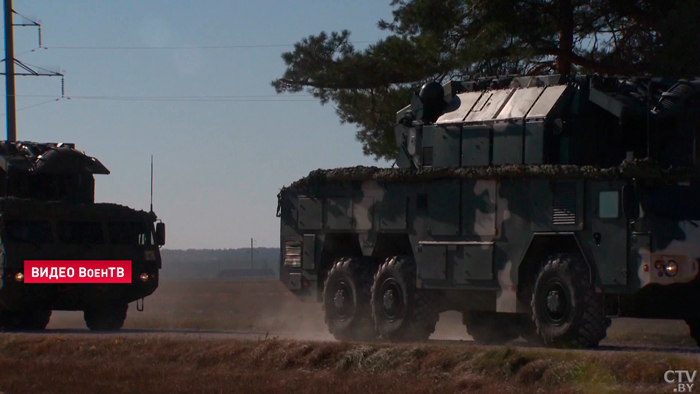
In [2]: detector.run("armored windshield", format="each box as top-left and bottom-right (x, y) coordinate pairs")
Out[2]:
(57, 221), (104, 244)
(107, 222), (154, 245)
(3, 218), (155, 245)
(5, 220), (53, 243)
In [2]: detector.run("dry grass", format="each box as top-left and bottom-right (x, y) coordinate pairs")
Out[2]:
(0, 335), (696, 394)
(7, 279), (700, 393)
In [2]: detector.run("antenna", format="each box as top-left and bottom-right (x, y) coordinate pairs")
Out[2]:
(150, 155), (154, 213)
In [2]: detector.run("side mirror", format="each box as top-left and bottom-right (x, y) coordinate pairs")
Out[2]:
(622, 185), (640, 220)
(155, 222), (165, 246)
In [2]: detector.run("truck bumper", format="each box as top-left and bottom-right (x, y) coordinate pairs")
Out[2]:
(618, 276), (700, 319)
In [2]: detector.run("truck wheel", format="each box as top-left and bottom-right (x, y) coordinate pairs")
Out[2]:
(462, 311), (519, 344)
(84, 305), (128, 331)
(1, 310), (52, 331)
(322, 257), (378, 341)
(531, 253), (609, 348)
(371, 256), (439, 341)
(685, 318), (700, 347)
(514, 315), (542, 345)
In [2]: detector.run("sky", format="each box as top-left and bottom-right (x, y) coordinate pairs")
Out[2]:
(2, 1), (396, 249)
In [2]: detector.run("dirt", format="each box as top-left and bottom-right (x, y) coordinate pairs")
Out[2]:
(5, 278), (697, 394)
(46, 279), (697, 348)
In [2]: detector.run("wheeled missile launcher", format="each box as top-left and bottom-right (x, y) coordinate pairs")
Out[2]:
(0, 141), (165, 331)
(278, 74), (700, 348)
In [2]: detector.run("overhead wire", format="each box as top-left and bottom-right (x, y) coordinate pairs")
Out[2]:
(43, 41), (375, 50)
(1, 39), (350, 109)
(9, 93), (316, 102)
(0, 98), (61, 116)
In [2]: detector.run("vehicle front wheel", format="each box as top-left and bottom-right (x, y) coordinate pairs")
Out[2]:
(685, 317), (700, 347)
(1, 310), (52, 331)
(531, 253), (610, 348)
(322, 257), (378, 341)
(84, 305), (128, 331)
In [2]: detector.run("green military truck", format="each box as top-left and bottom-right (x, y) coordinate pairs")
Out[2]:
(0, 141), (165, 331)
(278, 74), (700, 348)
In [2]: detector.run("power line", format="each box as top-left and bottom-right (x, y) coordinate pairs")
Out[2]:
(0, 92), (314, 116)
(14, 93), (312, 98)
(66, 97), (316, 102)
(0, 97), (60, 116)
(43, 41), (375, 50)
(10, 93), (315, 102)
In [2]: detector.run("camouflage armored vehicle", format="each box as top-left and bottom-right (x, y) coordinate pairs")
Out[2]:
(0, 141), (165, 331)
(277, 74), (700, 348)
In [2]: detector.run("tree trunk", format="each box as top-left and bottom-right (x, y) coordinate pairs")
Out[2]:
(557, 0), (574, 75)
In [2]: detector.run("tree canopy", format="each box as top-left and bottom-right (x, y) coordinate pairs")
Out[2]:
(272, 0), (700, 161)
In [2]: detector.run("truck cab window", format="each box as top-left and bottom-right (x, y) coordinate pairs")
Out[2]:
(108, 222), (153, 245)
(5, 220), (53, 243)
(599, 191), (619, 219)
(57, 221), (104, 244)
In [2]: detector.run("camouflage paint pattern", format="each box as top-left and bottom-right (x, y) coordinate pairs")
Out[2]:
(279, 75), (700, 320)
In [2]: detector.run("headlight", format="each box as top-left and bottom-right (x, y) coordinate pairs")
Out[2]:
(139, 273), (150, 282)
(284, 240), (302, 267)
(14, 272), (24, 282)
(665, 260), (679, 276)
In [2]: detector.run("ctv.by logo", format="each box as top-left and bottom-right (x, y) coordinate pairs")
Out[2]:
(665, 370), (696, 392)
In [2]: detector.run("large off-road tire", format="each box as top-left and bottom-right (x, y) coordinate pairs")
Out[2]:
(685, 318), (700, 347)
(371, 256), (439, 341)
(531, 253), (610, 348)
(84, 305), (128, 331)
(514, 314), (542, 345)
(462, 311), (520, 344)
(1, 310), (52, 331)
(322, 256), (378, 341)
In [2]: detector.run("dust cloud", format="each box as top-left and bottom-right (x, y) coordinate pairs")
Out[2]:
(45, 279), (694, 347)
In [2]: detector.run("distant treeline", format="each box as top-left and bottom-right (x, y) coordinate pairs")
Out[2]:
(159, 248), (280, 279)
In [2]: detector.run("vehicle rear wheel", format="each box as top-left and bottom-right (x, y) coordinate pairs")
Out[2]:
(531, 253), (610, 348)
(1, 310), (52, 331)
(685, 318), (700, 347)
(84, 305), (128, 331)
(371, 256), (439, 341)
(462, 311), (520, 344)
(322, 256), (378, 341)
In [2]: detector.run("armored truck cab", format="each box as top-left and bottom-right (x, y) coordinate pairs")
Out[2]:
(0, 141), (165, 331)
(278, 75), (700, 348)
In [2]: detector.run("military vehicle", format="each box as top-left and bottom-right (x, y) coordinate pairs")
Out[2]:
(0, 141), (165, 331)
(277, 74), (700, 348)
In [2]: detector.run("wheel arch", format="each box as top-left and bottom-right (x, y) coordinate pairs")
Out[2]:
(316, 233), (363, 296)
(517, 233), (598, 302)
(370, 233), (413, 264)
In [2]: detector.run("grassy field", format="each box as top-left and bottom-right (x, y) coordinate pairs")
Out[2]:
(47, 279), (698, 346)
(22, 279), (698, 394)
(0, 335), (697, 394)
